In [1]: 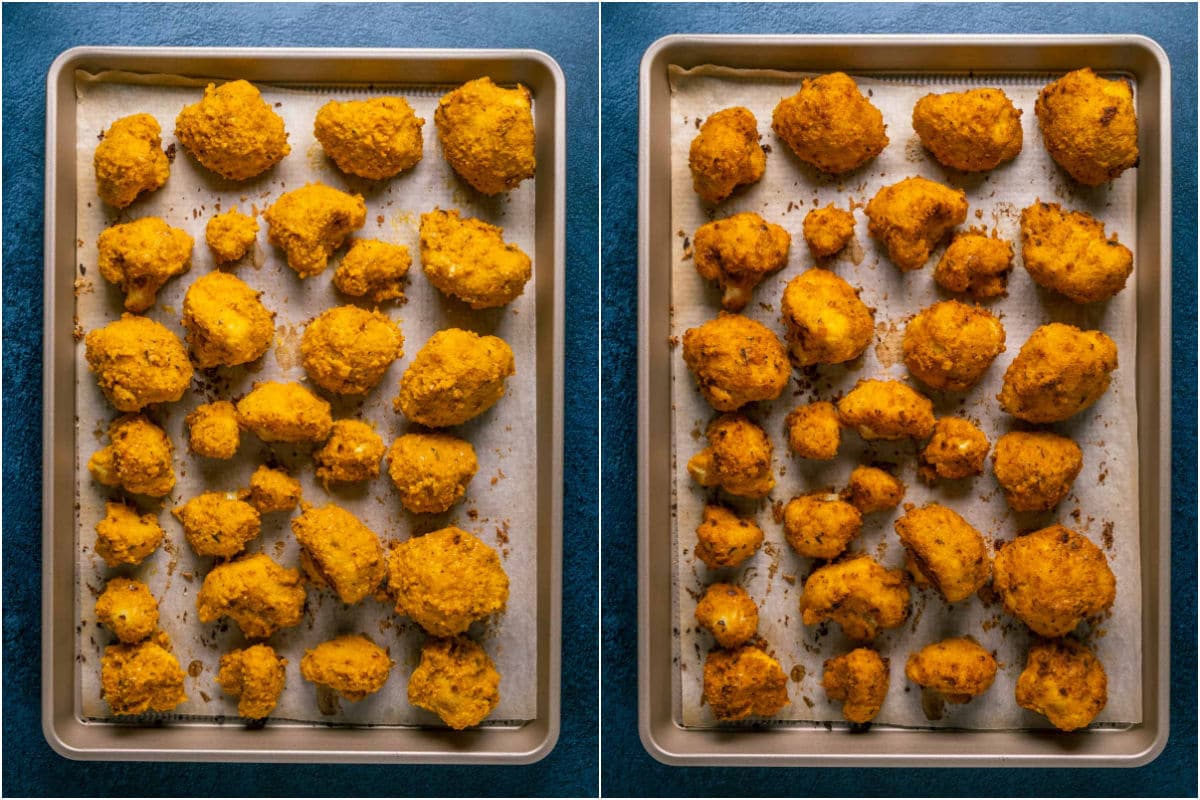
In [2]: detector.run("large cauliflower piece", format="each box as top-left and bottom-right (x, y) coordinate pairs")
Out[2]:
(314, 96), (424, 180)
(1035, 68), (1138, 186)
(175, 79), (290, 180)
(94, 113), (170, 208)
(771, 72), (888, 174)
(264, 183), (366, 278)
(866, 176), (968, 271)
(97, 217), (193, 312)
(395, 328), (515, 427)
(419, 209), (532, 309)
(435, 77), (535, 195)
(998, 323), (1118, 423)
(681, 313), (789, 411)
(688, 106), (766, 204)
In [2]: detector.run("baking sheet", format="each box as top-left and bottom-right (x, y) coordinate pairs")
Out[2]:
(73, 70), (538, 725)
(669, 66), (1142, 729)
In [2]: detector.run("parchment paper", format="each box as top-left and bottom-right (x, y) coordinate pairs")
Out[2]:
(74, 71), (538, 725)
(669, 66), (1142, 729)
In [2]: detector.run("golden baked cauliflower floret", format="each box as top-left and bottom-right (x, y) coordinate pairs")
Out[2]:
(933, 229), (1014, 299)
(784, 401), (840, 460)
(314, 96), (424, 180)
(694, 504), (763, 569)
(217, 644), (287, 720)
(236, 381), (333, 443)
(313, 419), (385, 484)
(837, 379), (936, 442)
(205, 208), (259, 264)
(395, 328), (515, 427)
(1016, 638), (1108, 731)
(97, 217), (193, 313)
(681, 313), (789, 412)
(687, 414), (775, 499)
(772, 72), (888, 174)
(692, 212), (790, 312)
(408, 636), (501, 730)
(695, 583), (759, 649)
(702, 644), (790, 722)
(803, 204), (856, 259)
(842, 466), (905, 514)
(182, 271), (274, 368)
(992, 525), (1116, 637)
(894, 503), (991, 603)
(94, 501), (164, 568)
(301, 306), (404, 395)
(800, 555), (910, 641)
(100, 633), (187, 716)
(435, 77), (535, 195)
(905, 637), (998, 703)
(1035, 68), (1138, 186)
(419, 209), (532, 309)
(688, 106), (767, 204)
(172, 491), (261, 559)
(95, 578), (159, 644)
(264, 183), (367, 278)
(197, 553), (307, 639)
(300, 634), (393, 702)
(1019, 201), (1133, 304)
(919, 417), (990, 482)
(780, 269), (874, 367)
(903, 300), (1005, 392)
(186, 400), (241, 459)
(292, 503), (385, 605)
(85, 314), (193, 412)
(992, 431), (1083, 512)
(912, 88), (1023, 172)
(823, 648), (890, 724)
(175, 79), (290, 180)
(88, 414), (175, 498)
(998, 323), (1118, 423)
(783, 494), (863, 561)
(387, 526), (510, 637)
(94, 113), (170, 208)
(241, 465), (303, 513)
(386, 432), (478, 514)
(333, 239), (412, 304)
(866, 177), (968, 271)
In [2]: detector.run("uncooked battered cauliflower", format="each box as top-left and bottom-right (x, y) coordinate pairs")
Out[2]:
(918, 417), (990, 482)
(1016, 638), (1108, 731)
(780, 269), (874, 367)
(822, 648), (890, 724)
(205, 208), (259, 264)
(692, 212), (790, 311)
(264, 183), (367, 278)
(175, 79), (290, 180)
(94, 501), (165, 567)
(1019, 201), (1133, 304)
(197, 553), (307, 639)
(292, 503), (385, 605)
(687, 414), (775, 499)
(333, 238), (412, 304)
(408, 636), (501, 730)
(313, 419), (385, 484)
(998, 323), (1118, 423)
(100, 633), (187, 716)
(681, 313), (790, 412)
(186, 400), (241, 459)
(301, 305), (404, 395)
(182, 271), (274, 368)
(842, 466), (905, 515)
(837, 379), (936, 442)
(386, 431), (478, 514)
(695, 583), (759, 648)
(783, 494), (863, 560)
(88, 414), (175, 498)
(702, 645), (790, 721)
(903, 300), (1005, 392)
(242, 465), (303, 513)
(300, 634), (393, 702)
(800, 555), (910, 641)
(905, 637), (997, 703)
(314, 96), (424, 180)
(97, 217), (193, 312)
(784, 401), (841, 461)
(802, 204), (856, 259)
(866, 177), (968, 271)
(933, 229), (1014, 299)
(236, 381), (333, 443)
(94, 113), (170, 208)
(85, 314), (193, 412)
(95, 578), (159, 644)
(435, 77), (535, 195)
(217, 644), (287, 719)
(395, 328), (515, 427)
(419, 208), (532, 309)
(894, 503), (991, 603)
(911, 88), (1023, 171)
(694, 504), (763, 569)
(688, 106), (767, 204)
(1035, 68), (1138, 186)
(172, 491), (261, 558)
(772, 72), (888, 174)
(992, 431), (1083, 512)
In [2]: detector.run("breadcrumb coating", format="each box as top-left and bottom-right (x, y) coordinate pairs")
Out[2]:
(837, 379), (936, 442)
(408, 636), (501, 730)
(681, 313), (790, 411)
(85, 314), (193, 412)
(800, 555), (910, 641)
(301, 305), (404, 395)
(780, 269), (874, 367)
(182, 271), (274, 368)
(692, 212), (790, 311)
(197, 553), (307, 639)
(694, 504), (763, 569)
(314, 96), (424, 180)
(919, 417), (990, 482)
(1016, 638), (1107, 731)
(903, 300), (1005, 392)
(395, 328), (515, 427)
(992, 431), (1083, 512)
(866, 176), (968, 272)
(702, 645), (789, 721)
(292, 503), (385, 605)
(314, 419), (385, 484)
(300, 634), (393, 702)
(100, 633), (187, 716)
(688, 106), (767, 204)
(236, 381), (333, 443)
(912, 88), (1023, 172)
(97, 217), (193, 313)
(842, 466), (905, 514)
(173, 491), (261, 558)
(205, 208), (259, 264)
(419, 208), (532, 309)
(933, 229), (1014, 299)
(998, 323), (1118, 423)
(785, 401), (841, 461)
(386, 431), (478, 514)
(905, 637), (998, 703)
(802, 204), (856, 259)
(695, 583), (759, 648)
(783, 494), (863, 561)
(94, 113), (169, 208)
(1036, 68), (1138, 186)
(687, 414), (775, 499)
(1019, 201), (1133, 304)
(95, 578), (159, 644)
(264, 182), (366, 278)
(772, 72), (888, 174)
(94, 501), (165, 568)
(175, 80), (290, 180)
(894, 503), (991, 603)
(217, 644), (287, 720)
(435, 77), (535, 195)
(242, 465), (303, 514)
(333, 238), (412, 303)
(823, 648), (890, 723)
(88, 414), (175, 498)
(186, 400), (241, 459)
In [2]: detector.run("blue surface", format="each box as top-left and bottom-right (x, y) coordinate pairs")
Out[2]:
(1, 3), (597, 796)
(600, 3), (1196, 796)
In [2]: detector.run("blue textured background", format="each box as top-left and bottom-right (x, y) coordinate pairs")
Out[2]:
(1, 3), (597, 796)
(600, 3), (1196, 796)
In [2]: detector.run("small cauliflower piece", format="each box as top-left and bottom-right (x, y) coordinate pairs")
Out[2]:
(894, 503), (991, 603)
(702, 645), (790, 721)
(408, 636), (501, 730)
(933, 229), (1014, 299)
(912, 88), (1023, 172)
(100, 633), (187, 716)
(419, 208), (532, 309)
(866, 176), (968, 271)
(264, 182), (367, 278)
(186, 400), (241, 459)
(94, 578), (159, 644)
(386, 432), (478, 514)
(688, 106), (767, 204)
(175, 79), (290, 180)
(694, 504), (763, 569)
(88, 414), (175, 498)
(435, 77), (535, 195)
(85, 314), (193, 412)
(94, 113), (170, 208)
(772, 72), (888, 174)
(301, 306), (404, 395)
(217, 644), (288, 720)
(1016, 638), (1108, 731)
(823, 648), (890, 724)
(1019, 201), (1133, 304)
(780, 269), (874, 367)
(314, 96), (424, 180)
(1036, 68), (1138, 186)
(242, 465), (303, 514)
(94, 501), (164, 567)
(998, 323), (1118, 423)
(903, 300), (1005, 392)
(395, 328), (515, 427)
(992, 431), (1084, 512)
(842, 466), (905, 514)
(97, 217), (193, 313)
(182, 271), (275, 368)
(800, 555), (910, 641)
(919, 417), (990, 482)
(906, 637), (998, 703)
(681, 313), (790, 412)
(695, 583), (759, 648)
(292, 503), (385, 605)
(837, 379), (936, 442)
(313, 419), (385, 484)
(205, 208), (259, 264)
(300, 634), (393, 702)
(236, 381), (333, 443)
(197, 553), (307, 639)
(687, 414), (775, 499)
(783, 494), (863, 561)
(784, 401), (841, 461)
(692, 212), (790, 311)
(333, 238), (412, 304)
(173, 491), (262, 559)
(802, 204), (856, 259)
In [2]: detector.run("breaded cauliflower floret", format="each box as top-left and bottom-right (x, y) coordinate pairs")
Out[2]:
(842, 466), (905, 514)
(94, 113), (169, 208)
(241, 465), (302, 513)
(435, 77), (535, 195)
(692, 212), (790, 311)
(94, 502), (164, 567)
(314, 96), (424, 180)
(1016, 638), (1108, 731)
(687, 414), (775, 499)
(695, 583), (759, 648)
(780, 269), (874, 367)
(933, 229), (1014, 299)
(300, 634), (393, 702)
(1019, 202), (1133, 304)
(186, 400), (241, 459)
(333, 238), (412, 304)
(95, 578), (159, 644)
(772, 72), (888, 174)
(205, 208), (259, 264)
(301, 305), (404, 395)
(236, 381), (333, 443)
(800, 555), (910, 640)
(100, 633), (187, 716)
(292, 503), (385, 605)
(784, 401), (841, 461)
(837, 379), (936, 442)
(419, 209), (532, 309)
(992, 431), (1083, 512)
(912, 88), (1023, 172)
(903, 300), (1005, 392)
(88, 414), (175, 498)
(894, 503), (991, 603)
(197, 553), (307, 639)
(823, 648), (890, 723)
(1035, 68), (1138, 186)
(85, 314), (193, 412)
(395, 328), (515, 427)
(182, 271), (274, 368)
(919, 417), (990, 482)
(998, 323), (1118, 423)
(408, 636), (501, 730)
(681, 313), (789, 412)
(386, 432), (478, 514)
(802, 204), (856, 259)
(217, 644), (287, 720)
(866, 176), (968, 271)
(313, 419), (385, 484)
(264, 183), (367, 278)
(702, 644), (790, 721)
(97, 217), (193, 313)
(688, 106), (767, 204)
(173, 491), (262, 559)
(784, 494), (863, 561)
(905, 637), (998, 703)
(175, 79), (290, 180)
(694, 504), (763, 569)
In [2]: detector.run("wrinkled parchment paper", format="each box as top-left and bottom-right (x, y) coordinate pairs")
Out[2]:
(669, 66), (1141, 729)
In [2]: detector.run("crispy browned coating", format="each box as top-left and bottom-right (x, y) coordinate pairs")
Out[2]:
(800, 555), (910, 641)
(236, 381), (333, 443)
(837, 379), (936, 442)
(1016, 638), (1108, 731)
(435, 77), (535, 195)
(905, 637), (997, 703)
(175, 80), (290, 180)
(314, 96), (424, 180)
(197, 553), (307, 639)
(408, 637), (501, 729)
(992, 431), (1083, 512)
(772, 72), (888, 174)
(688, 106), (767, 204)
(387, 527), (509, 637)
(386, 432), (478, 514)
(242, 465), (303, 514)
(919, 417), (990, 482)
(993, 524), (1116, 637)
(217, 644), (287, 719)
(205, 208), (259, 264)
(842, 466), (906, 514)
(894, 503), (991, 603)
(933, 229), (1014, 298)
(88, 414), (175, 498)
(802, 205), (856, 259)
(785, 401), (841, 460)
(100, 632), (187, 716)
(173, 491), (262, 558)
(95, 578), (159, 644)
(692, 212), (790, 311)
(292, 503), (385, 605)
(264, 183), (367, 278)
(702, 645), (790, 721)
(94, 501), (164, 567)
(780, 269), (874, 367)
(300, 634), (393, 702)
(681, 313), (789, 411)
(301, 306), (403, 395)
(823, 648), (890, 723)
(97, 217), (193, 313)
(912, 88), (1023, 171)
(186, 400), (241, 459)
(694, 504), (763, 569)
(687, 414), (775, 499)
(94, 113), (170, 208)
(1035, 68), (1138, 186)
(903, 300), (1005, 392)
(395, 328), (515, 427)
(419, 209), (532, 309)
(1019, 201), (1133, 303)
(695, 583), (759, 648)
(182, 271), (274, 368)
(313, 419), (385, 484)
(85, 314), (193, 412)
(784, 494), (863, 560)
(866, 177), (968, 272)
(333, 239), (412, 304)
(998, 323), (1118, 423)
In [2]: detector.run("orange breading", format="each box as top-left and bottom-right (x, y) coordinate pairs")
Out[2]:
(182, 271), (274, 368)
(992, 431), (1083, 512)
(217, 644), (288, 720)
(386, 431), (478, 514)
(780, 269), (874, 367)
(866, 176), (968, 271)
(97, 217), (193, 313)
(186, 401), (241, 459)
(100, 633), (187, 716)
(172, 491), (262, 559)
(783, 494), (863, 560)
(94, 578), (159, 644)
(314, 96), (424, 180)
(205, 208), (259, 264)
(933, 229), (1014, 299)
(692, 212), (790, 311)
(94, 113), (170, 208)
(912, 88), (1023, 171)
(236, 381), (333, 443)
(333, 238), (412, 304)
(1016, 638), (1108, 731)
(903, 300), (1005, 392)
(695, 583), (759, 648)
(197, 553), (307, 639)
(408, 636), (501, 730)
(800, 556), (910, 640)
(241, 465), (303, 514)
(314, 419), (386, 484)
(300, 634), (393, 702)
(842, 466), (906, 515)
(395, 328), (515, 427)
(1035, 68), (1138, 186)
(85, 314), (193, 412)
(419, 209), (532, 309)
(264, 182), (366, 278)
(435, 77), (535, 195)
(905, 637), (998, 703)
(1019, 201), (1133, 303)
(94, 501), (165, 567)
(802, 204), (856, 259)
(292, 503), (385, 605)
(88, 414), (175, 498)
(702, 645), (790, 721)
(694, 504), (764, 569)
(998, 323), (1118, 423)
(175, 80), (290, 180)
(837, 379), (935, 442)
(823, 648), (890, 723)
(919, 417), (990, 482)
(688, 106), (767, 204)
(687, 414), (775, 499)
(681, 313), (790, 411)
(301, 305), (403, 395)
(784, 401), (841, 461)
(894, 503), (991, 603)
(772, 72), (888, 174)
